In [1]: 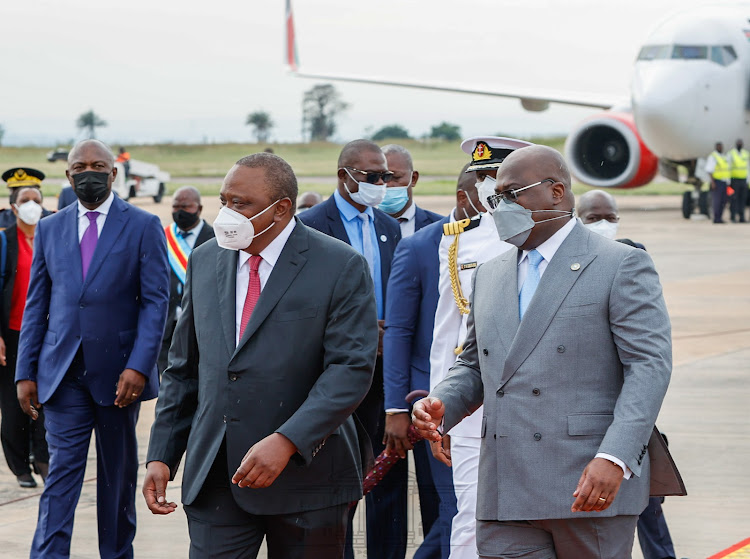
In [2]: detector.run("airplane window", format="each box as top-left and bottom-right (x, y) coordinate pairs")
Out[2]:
(709, 45), (738, 66)
(637, 45), (670, 60)
(672, 45), (708, 59)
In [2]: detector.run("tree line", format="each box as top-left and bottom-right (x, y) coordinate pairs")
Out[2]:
(0, 85), (461, 147)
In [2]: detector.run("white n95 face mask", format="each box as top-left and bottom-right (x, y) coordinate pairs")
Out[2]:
(213, 201), (279, 251)
(344, 169), (387, 207)
(493, 200), (573, 247)
(15, 201), (43, 226)
(585, 219), (619, 240)
(475, 176), (497, 214)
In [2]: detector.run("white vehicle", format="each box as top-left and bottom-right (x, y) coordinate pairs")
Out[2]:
(113, 159), (170, 203)
(287, 2), (750, 216)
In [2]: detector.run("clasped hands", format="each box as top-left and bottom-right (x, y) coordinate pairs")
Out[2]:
(411, 397), (624, 513)
(143, 432), (297, 515)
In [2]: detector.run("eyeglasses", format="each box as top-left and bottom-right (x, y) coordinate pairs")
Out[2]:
(486, 178), (556, 209)
(342, 167), (394, 184)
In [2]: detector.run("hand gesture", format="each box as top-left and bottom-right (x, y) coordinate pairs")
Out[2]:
(232, 433), (297, 489)
(143, 461), (178, 515)
(411, 397), (445, 442)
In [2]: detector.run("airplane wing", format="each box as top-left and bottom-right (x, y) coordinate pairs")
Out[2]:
(285, 0), (618, 112)
(291, 68), (617, 111)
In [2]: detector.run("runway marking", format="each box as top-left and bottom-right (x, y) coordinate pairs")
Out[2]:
(708, 537), (750, 558)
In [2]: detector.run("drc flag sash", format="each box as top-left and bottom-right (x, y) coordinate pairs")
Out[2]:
(165, 223), (190, 285)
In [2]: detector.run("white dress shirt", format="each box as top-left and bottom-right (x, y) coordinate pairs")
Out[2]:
(77, 191), (115, 242)
(234, 219), (296, 346)
(397, 202), (416, 238)
(179, 220), (205, 250)
(517, 216), (631, 479)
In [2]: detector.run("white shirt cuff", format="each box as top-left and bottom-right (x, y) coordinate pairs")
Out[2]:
(385, 408), (410, 414)
(596, 453), (632, 479)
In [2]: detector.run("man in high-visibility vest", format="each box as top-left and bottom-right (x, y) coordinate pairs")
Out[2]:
(728, 138), (748, 223)
(705, 142), (730, 223)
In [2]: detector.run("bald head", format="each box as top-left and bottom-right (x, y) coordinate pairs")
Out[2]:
(297, 191), (323, 211)
(338, 139), (384, 168)
(68, 139), (115, 168)
(498, 145), (574, 207)
(174, 185), (201, 204)
(577, 190), (619, 224)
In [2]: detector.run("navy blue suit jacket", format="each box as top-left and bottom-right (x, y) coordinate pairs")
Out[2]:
(414, 205), (444, 232)
(383, 216), (449, 410)
(299, 195), (401, 300)
(16, 195), (170, 405)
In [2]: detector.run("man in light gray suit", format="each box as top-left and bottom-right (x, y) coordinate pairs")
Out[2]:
(143, 153), (378, 558)
(413, 145), (672, 559)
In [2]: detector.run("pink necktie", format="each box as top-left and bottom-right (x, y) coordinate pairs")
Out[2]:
(239, 255), (262, 339)
(80, 211), (100, 279)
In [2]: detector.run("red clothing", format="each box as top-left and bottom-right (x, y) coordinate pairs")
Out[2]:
(9, 228), (32, 330)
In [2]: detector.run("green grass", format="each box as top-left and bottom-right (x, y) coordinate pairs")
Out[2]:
(0, 138), (690, 197)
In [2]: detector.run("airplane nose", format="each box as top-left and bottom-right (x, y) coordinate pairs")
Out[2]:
(632, 64), (703, 160)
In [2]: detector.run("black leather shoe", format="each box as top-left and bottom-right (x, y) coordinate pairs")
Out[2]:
(17, 473), (37, 488)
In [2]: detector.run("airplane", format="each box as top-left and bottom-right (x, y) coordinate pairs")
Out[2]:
(286, 1), (750, 216)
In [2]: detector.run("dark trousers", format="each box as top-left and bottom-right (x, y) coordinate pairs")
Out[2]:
(730, 178), (748, 221)
(637, 497), (676, 559)
(712, 180), (728, 223)
(0, 329), (48, 476)
(184, 441), (348, 559)
(31, 354), (140, 559)
(345, 358), (409, 559)
(413, 439), (457, 559)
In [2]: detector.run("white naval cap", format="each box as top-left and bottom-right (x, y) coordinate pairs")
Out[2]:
(461, 136), (534, 172)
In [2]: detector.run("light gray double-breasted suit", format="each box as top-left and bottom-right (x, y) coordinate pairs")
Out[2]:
(432, 221), (671, 529)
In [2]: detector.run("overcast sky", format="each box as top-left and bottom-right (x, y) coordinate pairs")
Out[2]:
(0, 0), (729, 146)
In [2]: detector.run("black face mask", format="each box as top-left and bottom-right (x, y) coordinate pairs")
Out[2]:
(172, 209), (200, 231)
(72, 171), (111, 204)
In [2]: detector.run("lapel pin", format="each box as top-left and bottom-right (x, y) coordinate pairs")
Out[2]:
(380, 234), (387, 242)
(571, 263), (581, 271)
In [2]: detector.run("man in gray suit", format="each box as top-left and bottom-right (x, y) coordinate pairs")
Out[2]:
(413, 145), (672, 558)
(143, 153), (378, 558)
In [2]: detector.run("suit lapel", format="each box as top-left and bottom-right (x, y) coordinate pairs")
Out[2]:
(61, 204), (84, 288)
(82, 197), (128, 291)
(194, 220), (215, 246)
(490, 249), (520, 355)
(324, 196), (350, 245)
(216, 246), (239, 357)
(500, 224), (594, 387)
(231, 223), (309, 360)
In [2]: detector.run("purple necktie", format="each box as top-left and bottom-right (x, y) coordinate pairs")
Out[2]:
(80, 211), (100, 279)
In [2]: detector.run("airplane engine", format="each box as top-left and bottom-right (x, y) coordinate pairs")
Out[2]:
(565, 112), (658, 189)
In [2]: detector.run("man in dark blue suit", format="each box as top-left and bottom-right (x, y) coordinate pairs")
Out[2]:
(299, 139), (402, 558)
(379, 144), (443, 238)
(16, 140), (169, 558)
(383, 166), (480, 559)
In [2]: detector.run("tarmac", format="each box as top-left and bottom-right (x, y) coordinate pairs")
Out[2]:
(0, 194), (748, 558)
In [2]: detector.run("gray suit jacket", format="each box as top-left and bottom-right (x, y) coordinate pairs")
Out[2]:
(147, 219), (379, 514)
(432, 221), (672, 521)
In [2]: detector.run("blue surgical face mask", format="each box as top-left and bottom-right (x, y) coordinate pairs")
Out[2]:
(378, 185), (410, 214)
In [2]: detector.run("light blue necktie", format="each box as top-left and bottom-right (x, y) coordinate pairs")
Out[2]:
(519, 249), (544, 319)
(357, 213), (375, 279)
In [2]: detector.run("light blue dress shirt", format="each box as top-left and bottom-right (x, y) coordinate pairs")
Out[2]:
(333, 189), (384, 319)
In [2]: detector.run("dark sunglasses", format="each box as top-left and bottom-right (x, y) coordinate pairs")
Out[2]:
(342, 167), (394, 184)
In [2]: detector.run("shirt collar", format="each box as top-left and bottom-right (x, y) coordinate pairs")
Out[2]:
(181, 220), (204, 237)
(238, 218), (296, 270)
(77, 191), (115, 218)
(398, 202), (416, 222)
(521, 216), (576, 265)
(333, 189), (375, 222)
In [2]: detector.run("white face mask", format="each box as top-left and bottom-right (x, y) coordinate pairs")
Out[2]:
(14, 200), (43, 226)
(585, 219), (619, 240)
(475, 175), (497, 214)
(213, 201), (280, 251)
(344, 169), (387, 207)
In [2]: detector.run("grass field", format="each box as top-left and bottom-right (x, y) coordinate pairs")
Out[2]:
(0, 138), (691, 198)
